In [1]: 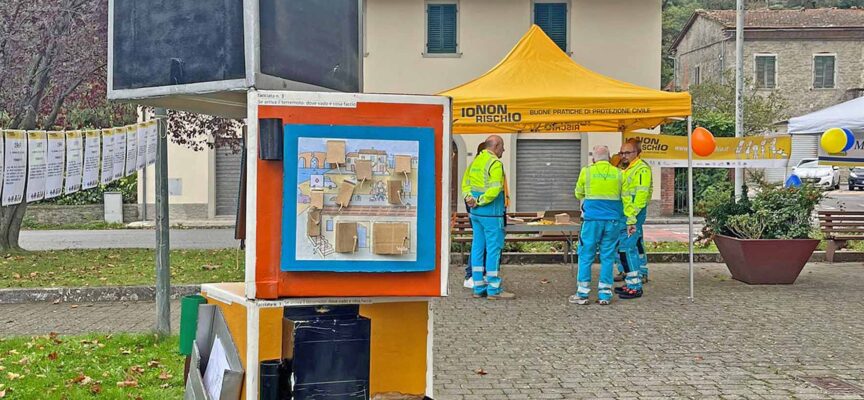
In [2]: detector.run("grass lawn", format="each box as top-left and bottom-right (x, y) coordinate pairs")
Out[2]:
(0, 334), (183, 399)
(0, 249), (244, 288)
(21, 220), (128, 231)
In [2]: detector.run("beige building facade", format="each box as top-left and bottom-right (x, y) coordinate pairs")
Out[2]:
(141, 0), (665, 219)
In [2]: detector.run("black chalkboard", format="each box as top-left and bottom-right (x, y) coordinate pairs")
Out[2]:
(259, 0), (361, 92)
(112, 0), (246, 90)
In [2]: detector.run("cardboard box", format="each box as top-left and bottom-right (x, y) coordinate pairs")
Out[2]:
(326, 140), (346, 165)
(307, 209), (321, 237)
(387, 180), (402, 205)
(310, 189), (324, 210)
(554, 213), (570, 224)
(372, 222), (410, 255)
(354, 160), (373, 181)
(394, 155), (412, 174)
(335, 222), (358, 253)
(336, 180), (356, 208)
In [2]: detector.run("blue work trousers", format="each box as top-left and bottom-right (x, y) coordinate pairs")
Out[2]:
(618, 221), (645, 291)
(576, 220), (619, 301)
(469, 214), (505, 296)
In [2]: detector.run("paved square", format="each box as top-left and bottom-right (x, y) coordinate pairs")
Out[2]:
(1, 262), (862, 399)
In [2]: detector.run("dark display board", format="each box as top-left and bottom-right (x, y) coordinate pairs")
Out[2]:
(112, 0), (246, 90)
(259, 0), (361, 92)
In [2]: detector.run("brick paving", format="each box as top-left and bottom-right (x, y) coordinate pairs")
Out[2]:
(1, 263), (863, 399)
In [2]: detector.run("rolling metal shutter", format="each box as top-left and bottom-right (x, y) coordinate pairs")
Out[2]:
(515, 139), (581, 212)
(215, 147), (242, 216)
(765, 134), (818, 183)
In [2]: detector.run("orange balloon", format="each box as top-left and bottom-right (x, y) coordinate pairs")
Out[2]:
(692, 127), (716, 157)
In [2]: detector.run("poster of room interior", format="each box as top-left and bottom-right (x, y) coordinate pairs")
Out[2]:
(281, 124), (437, 272)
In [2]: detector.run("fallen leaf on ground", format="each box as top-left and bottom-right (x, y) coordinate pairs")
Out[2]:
(147, 360), (160, 368)
(70, 373), (93, 385)
(0, 366), (4, 371)
(120, 349), (131, 355)
(160, 383), (170, 389)
(89, 384), (101, 394)
(47, 352), (58, 361)
(6, 372), (20, 380)
(116, 379), (138, 388)
(29, 272), (38, 278)
(129, 365), (144, 375)
(540, 279), (550, 284)
(11, 273), (20, 280)
(0, 389), (5, 398)
(52, 299), (60, 305)
(474, 368), (487, 376)
(202, 264), (220, 271)
(158, 371), (172, 380)
(70, 305), (78, 309)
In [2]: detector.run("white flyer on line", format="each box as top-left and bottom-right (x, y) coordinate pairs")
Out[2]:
(136, 122), (147, 170)
(2, 130), (26, 206)
(146, 120), (158, 166)
(26, 130), (47, 202)
(64, 130), (84, 194)
(124, 125), (138, 176)
(100, 128), (114, 185)
(44, 131), (66, 199)
(82, 130), (101, 190)
(112, 127), (127, 181)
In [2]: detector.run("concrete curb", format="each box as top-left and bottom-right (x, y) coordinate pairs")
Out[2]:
(0, 285), (200, 305)
(452, 251), (864, 265)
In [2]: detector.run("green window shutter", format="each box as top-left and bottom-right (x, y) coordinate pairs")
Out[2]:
(427, 4), (457, 54)
(814, 55), (834, 89)
(534, 3), (567, 52)
(755, 56), (775, 89)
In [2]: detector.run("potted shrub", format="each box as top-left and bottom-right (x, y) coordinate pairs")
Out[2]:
(697, 180), (823, 284)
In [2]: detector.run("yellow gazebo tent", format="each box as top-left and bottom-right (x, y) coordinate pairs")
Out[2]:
(439, 25), (692, 134)
(440, 26), (700, 300)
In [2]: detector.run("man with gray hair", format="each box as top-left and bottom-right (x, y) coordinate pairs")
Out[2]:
(570, 145), (623, 305)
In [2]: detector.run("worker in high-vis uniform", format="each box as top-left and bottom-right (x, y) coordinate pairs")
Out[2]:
(569, 146), (622, 306)
(461, 135), (516, 300)
(616, 139), (653, 300)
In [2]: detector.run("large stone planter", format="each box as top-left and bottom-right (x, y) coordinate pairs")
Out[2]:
(713, 234), (818, 285)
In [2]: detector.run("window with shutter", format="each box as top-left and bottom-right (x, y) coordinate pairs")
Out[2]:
(534, 2), (567, 52)
(755, 55), (776, 89)
(426, 3), (457, 54)
(813, 55), (835, 89)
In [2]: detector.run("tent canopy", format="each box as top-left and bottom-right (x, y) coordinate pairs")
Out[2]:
(439, 25), (691, 134)
(788, 96), (864, 135)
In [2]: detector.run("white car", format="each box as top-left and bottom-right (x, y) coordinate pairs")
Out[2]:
(792, 158), (840, 190)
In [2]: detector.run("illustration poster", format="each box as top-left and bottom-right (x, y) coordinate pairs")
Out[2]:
(26, 130), (47, 202)
(83, 130), (101, 189)
(44, 131), (65, 199)
(64, 130), (84, 194)
(100, 128), (114, 185)
(2, 130), (27, 206)
(136, 123), (147, 170)
(112, 127), (127, 181)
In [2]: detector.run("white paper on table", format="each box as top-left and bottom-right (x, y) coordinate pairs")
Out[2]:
(100, 128), (114, 185)
(82, 130), (101, 190)
(44, 131), (65, 199)
(112, 127), (126, 181)
(202, 335), (229, 400)
(26, 131), (47, 203)
(2, 130), (26, 206)
(136, 123), (147, 171)
(124, 125), (138, 177)
(146, 120), (158, 166)
(64, 130), (84, 194)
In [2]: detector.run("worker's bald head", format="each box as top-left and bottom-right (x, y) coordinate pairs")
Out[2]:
(485, 135), (505, 158)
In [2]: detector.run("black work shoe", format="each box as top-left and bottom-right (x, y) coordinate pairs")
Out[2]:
(618, 288), (643, 299)
(614, 286), (627, 294)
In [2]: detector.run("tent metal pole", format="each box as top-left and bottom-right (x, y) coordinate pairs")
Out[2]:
(687, 116), (694, 302)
